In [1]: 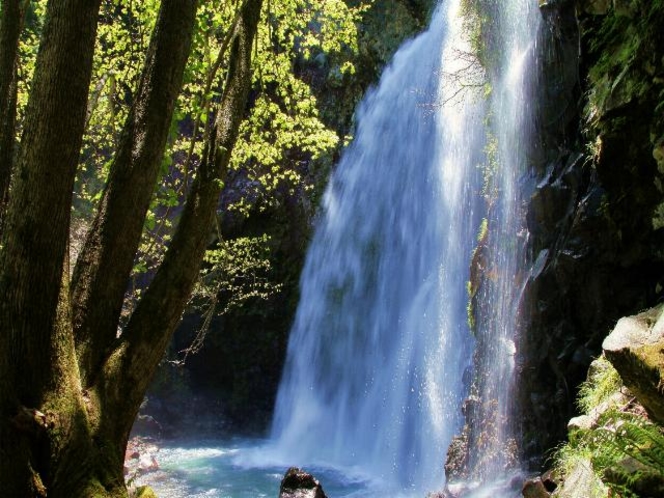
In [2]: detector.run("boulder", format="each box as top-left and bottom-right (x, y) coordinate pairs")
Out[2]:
(522, 476), (551, 498)
(567, 390), (630, 435)
(132, 413), (162, 437)
(553, 457), (608, 498)
(124, 437), (160, 477)
(279, 467), (328, 498)
(603, 305), (664, 424)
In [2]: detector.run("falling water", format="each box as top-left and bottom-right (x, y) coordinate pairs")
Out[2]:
(270, 0), (541, 495)
(461, 0), (542, 486)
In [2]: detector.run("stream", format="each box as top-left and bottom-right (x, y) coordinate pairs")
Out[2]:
(133, 438), (416, 497)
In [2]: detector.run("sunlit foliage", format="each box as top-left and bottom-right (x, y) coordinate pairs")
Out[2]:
(14, 0), (367, 316)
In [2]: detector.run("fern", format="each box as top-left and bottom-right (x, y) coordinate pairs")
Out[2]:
(553, 354), (664, 497)
(590, 410), (664, 496)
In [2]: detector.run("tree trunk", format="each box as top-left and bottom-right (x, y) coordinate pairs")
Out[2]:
(96, 0), (264, 448)
(0, 0), (28, 225)
(71, 0), (199, 387)
(0, 0), (102, 494)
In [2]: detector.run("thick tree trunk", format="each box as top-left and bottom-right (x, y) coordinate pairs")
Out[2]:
(96, 0), (264, 447)
(0, 0), (28, 225)
(0, 0), (102, 495)
(71, 0), (199, 387)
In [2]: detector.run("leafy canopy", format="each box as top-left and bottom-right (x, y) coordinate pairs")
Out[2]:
(15, 0), (367, 313)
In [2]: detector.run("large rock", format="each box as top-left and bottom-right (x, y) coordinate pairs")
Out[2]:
(279, 467), (328, 498)
(603, 305), (664, 424)
(567, 389), (630, 436)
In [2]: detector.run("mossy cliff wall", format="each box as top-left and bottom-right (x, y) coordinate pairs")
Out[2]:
(516, 0), (664, 467)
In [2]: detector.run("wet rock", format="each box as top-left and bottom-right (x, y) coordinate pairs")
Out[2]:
(138, 453), (159, 473)
(603, 305), (664, 424)
(522, 476), (551, 498)
(124, 437), (160, 477)
(279, 467), (328, 498)
(444, 431), (470, 481)
(132, 414), (162, 437)
(442, 481), (479, 498)
(541, 471), (558, 493)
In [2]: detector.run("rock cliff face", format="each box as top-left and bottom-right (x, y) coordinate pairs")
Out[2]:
(517, 0), (664, 467)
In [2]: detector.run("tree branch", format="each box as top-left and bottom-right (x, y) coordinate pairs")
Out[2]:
(181, 0), (248, 191)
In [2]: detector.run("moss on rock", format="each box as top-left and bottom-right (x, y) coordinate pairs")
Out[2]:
(603, 305), (664, 424)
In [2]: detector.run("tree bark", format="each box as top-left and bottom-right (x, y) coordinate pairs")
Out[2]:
(0, 0), (28, 225)
(71, 0), (199, 387)
(0, 0), (102, 494)
(96, 0), (264, 447)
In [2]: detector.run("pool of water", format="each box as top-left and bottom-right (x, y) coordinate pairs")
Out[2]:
(132, 438), (410, 498)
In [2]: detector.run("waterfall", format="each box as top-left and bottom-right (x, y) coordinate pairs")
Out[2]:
(270, 0), (541, 494)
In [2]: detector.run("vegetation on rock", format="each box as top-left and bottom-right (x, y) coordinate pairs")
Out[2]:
(553, 352), (664, 498)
